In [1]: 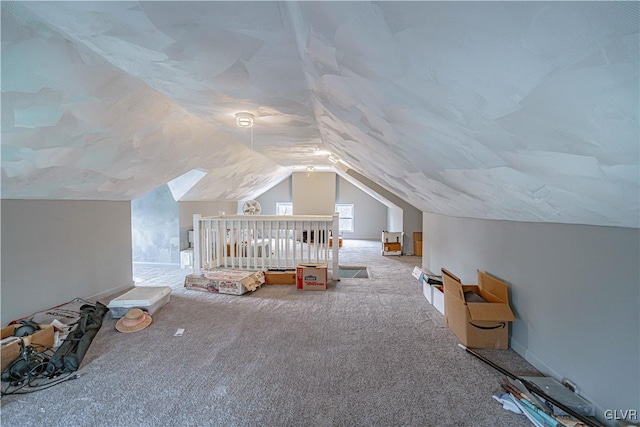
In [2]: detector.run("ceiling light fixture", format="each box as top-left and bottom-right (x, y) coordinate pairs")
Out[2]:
(306, 165), (315, 172)
(328, 154), (340, 164)
(236, 112), (254, 128)
(236, 112), (255, 159)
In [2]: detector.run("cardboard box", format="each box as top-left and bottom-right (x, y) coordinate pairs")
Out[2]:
(218, 281), (249, 295)
(382, 242), (402, 256)
(413, 232), (423, 257)
(384, 242), (401, 252)
(265, 269), (296, 285)
(414, 243), (423, 257)
(442, 268), (515, 349)
(296, 263), (328, 290)
(213, 270), (264, 295)
(195, 269), (265, 295)
(184, 274), (219, 293)
(1, 324), (55, 371)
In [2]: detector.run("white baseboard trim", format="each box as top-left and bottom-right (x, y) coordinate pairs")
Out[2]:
(510, 338), (561, 379)
(86, 282), (134, 303)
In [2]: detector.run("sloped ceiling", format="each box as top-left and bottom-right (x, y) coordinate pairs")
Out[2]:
(1, 1), (638, 228)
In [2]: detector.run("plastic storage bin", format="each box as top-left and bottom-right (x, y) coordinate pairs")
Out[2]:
(107, 286), (172, 319)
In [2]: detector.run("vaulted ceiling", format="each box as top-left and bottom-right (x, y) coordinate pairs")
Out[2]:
(2, 1), (638, 228)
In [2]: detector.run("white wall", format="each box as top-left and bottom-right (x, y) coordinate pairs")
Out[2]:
(1, 200), (133, 325)
(422, 212), (640, 423)
(256, 177), (292, 215)
(346, 169), (422, 254)
(178, 201), (238, 250)
(387, 207), (403, 233)
(255, 175), (386, 239)
(292, 172), (336, 215)
(336, 176), (386, 239)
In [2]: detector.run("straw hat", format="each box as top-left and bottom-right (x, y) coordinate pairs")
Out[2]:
(115, 308), (152, 333)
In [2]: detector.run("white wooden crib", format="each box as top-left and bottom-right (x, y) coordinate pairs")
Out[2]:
(192, 214), (340, 280)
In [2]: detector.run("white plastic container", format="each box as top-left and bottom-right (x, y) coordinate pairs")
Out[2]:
(431, 285), (445, 315)
(422, 278), (434, 304)
(107, 286), (172, 319)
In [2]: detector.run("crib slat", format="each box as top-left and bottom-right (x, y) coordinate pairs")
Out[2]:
(193, 214), (338, 277)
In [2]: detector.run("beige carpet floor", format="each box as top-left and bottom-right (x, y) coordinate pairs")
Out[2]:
(1, 240), (539, 426)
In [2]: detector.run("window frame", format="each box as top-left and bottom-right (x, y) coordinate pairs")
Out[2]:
(335, 203), (354, 233)
(276, 202), (293, 216)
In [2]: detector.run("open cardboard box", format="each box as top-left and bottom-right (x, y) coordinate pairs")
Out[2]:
(1, 324), (55, 371)
(441, 268), (515, 349)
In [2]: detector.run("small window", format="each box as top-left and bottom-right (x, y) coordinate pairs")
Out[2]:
(335, 204), (354, 233)
(276, 202), (293, 215)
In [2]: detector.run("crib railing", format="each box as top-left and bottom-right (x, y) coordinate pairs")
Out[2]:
(193, 214), (340, 280)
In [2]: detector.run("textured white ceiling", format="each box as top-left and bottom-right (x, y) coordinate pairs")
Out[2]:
(1, 1), (638, 228)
